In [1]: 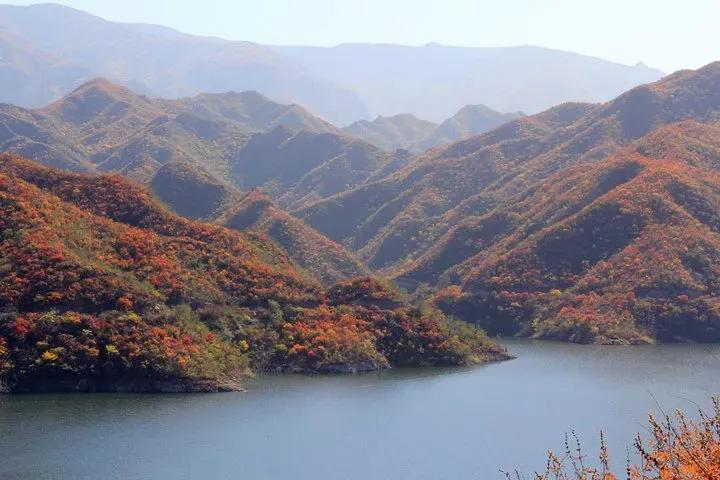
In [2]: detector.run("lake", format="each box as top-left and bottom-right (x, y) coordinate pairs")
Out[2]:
(2, 339), (720, 480)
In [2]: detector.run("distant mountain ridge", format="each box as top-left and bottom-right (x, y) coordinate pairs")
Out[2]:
(0, 78), (348, 186)
(0, 3), (663, 125)
(0, 78), (355, 187)
(343, 105), (525, 152)
(0, 3), (368, 124)
(275, 43), (664, 121)
(343, 114), (437, 152)
(414, 105), (524, 151)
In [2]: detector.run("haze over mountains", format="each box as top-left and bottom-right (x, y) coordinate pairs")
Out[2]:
(0, 3), (663, 125)
(0, 3), (367, 123)
(274, 43), (664, 122)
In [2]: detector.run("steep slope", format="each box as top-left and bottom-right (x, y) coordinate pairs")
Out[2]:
(218, 190), (371, 286)
(296, 62), (720, 273)
(0, 103), (89, 171)
(149, 162), (370, 286)
(432, 146), (720, 344)
(343, 114), (438, 152)
(413, 105), (524, 151)
(410, 121), (720, 292)
(0, 155), (508, 392)
(229, 126), (413, 209)
(276, 43), (663, 121)
(0, 3), (367, 124)
(296, 101), (598, 268)
(145, 156), (372, 285)
(89, 109), (252, 183)
(150, 162), (241, 220)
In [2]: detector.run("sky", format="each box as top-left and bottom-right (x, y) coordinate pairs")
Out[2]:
(3, 0), (719, 73)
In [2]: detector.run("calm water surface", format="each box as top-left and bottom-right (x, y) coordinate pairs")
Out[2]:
(2, 339), (720, 480)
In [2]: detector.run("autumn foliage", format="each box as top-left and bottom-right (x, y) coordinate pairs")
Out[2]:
(0, 155), (508, 391)
(529, 399), (720, 480)
(434, 143), (720, 344)
(219, 189), (371, 286)
(286, 62), (720, 346)
(0, 309), (245, 392)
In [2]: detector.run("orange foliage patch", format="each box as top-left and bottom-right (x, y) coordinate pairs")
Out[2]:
(529, 399), (720, 480)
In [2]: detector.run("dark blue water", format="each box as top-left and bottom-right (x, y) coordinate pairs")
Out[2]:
(2, 339), (719, 480)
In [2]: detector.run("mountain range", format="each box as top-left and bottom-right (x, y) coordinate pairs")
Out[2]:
(0, 78), (396, 285)
(0, 154), (508, 392)
(4, 61), (720, 346)
(0, 78), (336, 174)
(2, 1), (720, 358)
(0, 74), (522, 279)
(0, 3), (367, 124)
(294, 61), (720, 343)
(0, 3), (663, 125)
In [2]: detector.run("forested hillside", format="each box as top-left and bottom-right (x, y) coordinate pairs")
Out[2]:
(0, 154), (509, 392)
(297, 62), (720, 344)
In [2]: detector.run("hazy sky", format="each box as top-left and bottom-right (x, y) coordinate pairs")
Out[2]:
(4, 0), (719, 72)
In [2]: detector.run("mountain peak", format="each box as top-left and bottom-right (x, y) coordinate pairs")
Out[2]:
(41, 77), (154, 126)
(410, 103), (525, 151)
(454, 104), (501, 116)
(342, 112), (437, 151)
(378, 113), (426, 122)
(187, 89), (338, 134)
(18, 2), (89, 13)
(70, 77), (133, 95)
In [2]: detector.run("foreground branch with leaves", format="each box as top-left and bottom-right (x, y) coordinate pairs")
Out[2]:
(510, 398), (720, 480)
